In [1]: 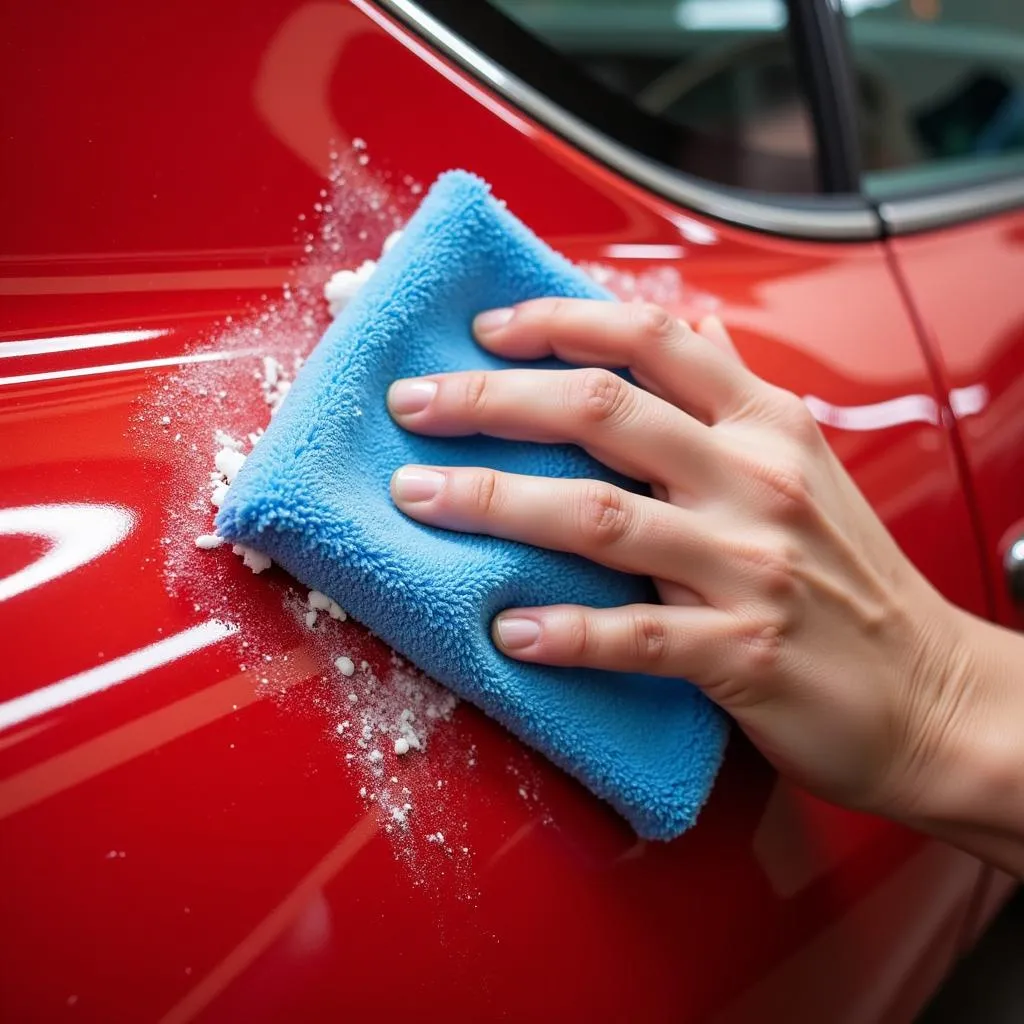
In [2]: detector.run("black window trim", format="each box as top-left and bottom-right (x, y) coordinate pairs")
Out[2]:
(880, 173), (1024, 235)
(375, 0), (1024, 239)
(788, 0), (862, 194)
(377, 0), (880, 240)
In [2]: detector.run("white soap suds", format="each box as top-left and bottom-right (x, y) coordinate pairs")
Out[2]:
(151, 143), (501, 872)
(231, 544), (272, 574)
(259, 355), (292, 413)
(335, 656), (355, 677)
(214, 446), (246, 483)
(214, 429), (242, 450)
(324, 259), (378, 318)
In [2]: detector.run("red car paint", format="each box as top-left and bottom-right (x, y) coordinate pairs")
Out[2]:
(0, 1), (1014, 1021)
(887, 214), (1024, 633)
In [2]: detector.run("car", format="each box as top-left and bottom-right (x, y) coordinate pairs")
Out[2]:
(2, 0), (1023, 1020)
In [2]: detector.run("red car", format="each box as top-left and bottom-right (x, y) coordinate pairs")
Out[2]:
(3, 0), (1023, 1020)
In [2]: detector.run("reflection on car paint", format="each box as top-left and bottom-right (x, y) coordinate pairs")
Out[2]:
(803, 383), (988, 432)
(0, 504), (134, 603)
(0, 619), (236, 733)
(0, 329), (170, 360)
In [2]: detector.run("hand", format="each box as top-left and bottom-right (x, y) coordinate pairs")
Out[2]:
(385, 299), (980, 823)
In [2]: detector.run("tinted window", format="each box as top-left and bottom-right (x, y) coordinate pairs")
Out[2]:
(842, 0), (1024, 195)
(484, 0), (824, 194)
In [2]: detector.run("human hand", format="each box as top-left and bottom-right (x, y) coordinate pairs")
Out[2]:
(385, 299), (977, 822)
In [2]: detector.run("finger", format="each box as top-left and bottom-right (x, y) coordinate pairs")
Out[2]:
(654, 578), (703, 606)
(387, 367), (712, 488)
(390, 465), (716, 585)
(473, 298), (765, 423)
(697, 314), (744, 365)
(490, 603), (732, 679)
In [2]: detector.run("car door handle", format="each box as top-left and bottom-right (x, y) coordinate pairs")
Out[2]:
(1005, 534), (1024, 604)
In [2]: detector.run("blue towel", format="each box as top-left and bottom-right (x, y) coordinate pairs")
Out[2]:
(216, 170), (728, 839)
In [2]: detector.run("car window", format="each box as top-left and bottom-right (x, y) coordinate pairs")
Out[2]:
(477, 0), (825, 195)
(842, 0), (1024, 197)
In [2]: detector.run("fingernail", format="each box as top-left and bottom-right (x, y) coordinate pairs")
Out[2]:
(494, 615), (541, 650)
(392, 466), (445, 503)
(388, 378), (437, 415)
(474, 307), (514, 334)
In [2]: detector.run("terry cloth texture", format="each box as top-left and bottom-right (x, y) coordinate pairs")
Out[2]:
(216, 170), (728, 839)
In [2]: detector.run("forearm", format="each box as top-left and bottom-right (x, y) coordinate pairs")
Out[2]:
(902, 609), (1024, 876)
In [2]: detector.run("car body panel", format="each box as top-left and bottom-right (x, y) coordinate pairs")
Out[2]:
(886, 209), (1024, 961)
(0, 1), (1004, 1021)
(887, 213), (1024, 632)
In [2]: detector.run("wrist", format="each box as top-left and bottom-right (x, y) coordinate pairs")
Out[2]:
(895, 603), (1024, 838)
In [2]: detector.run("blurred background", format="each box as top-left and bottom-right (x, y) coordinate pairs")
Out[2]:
(486, 0), (1024, 196)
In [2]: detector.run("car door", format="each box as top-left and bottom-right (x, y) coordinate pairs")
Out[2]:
(838, 0), (1024, 944)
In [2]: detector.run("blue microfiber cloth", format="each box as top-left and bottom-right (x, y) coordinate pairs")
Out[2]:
(216, 170), (728, 839)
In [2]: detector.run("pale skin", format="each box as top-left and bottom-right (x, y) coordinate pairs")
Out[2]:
(386, 298), (1024, 874)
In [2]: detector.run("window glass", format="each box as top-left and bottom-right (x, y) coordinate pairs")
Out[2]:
(486, 0), (823, 194)
(842, 0), (1024, 195)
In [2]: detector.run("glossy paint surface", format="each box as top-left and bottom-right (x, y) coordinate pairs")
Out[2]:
(888, 214), (1024, 631)
(0, 1), (1002, 1021)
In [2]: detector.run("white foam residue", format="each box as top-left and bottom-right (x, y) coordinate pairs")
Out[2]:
(259, 355), (292, 413)
(214, 446), (246, 484)
(214, 430), (242, 450)
(231, 544), (272, 574)
(154, 141), (481, 871)
(580, 261), (684, 307)
(323, 260), (377, 318)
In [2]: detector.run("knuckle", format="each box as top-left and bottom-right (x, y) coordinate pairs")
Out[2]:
(743, 541), (801, 602)
(735, 616), (788, 676)
(760, 462), (813, 522)
(564, 611), (592, 660)
(775, 390), (822, 446)
(523, 296), (566, 323)
(460, 371), (489, 414)
(571, 368), (630, 424)
(630, 302), (677, 344)
(466, 468), (501, 516)
(630, 613), (669, 664)
(577, 483), (630, 546)
(738, 446), (812, 522)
